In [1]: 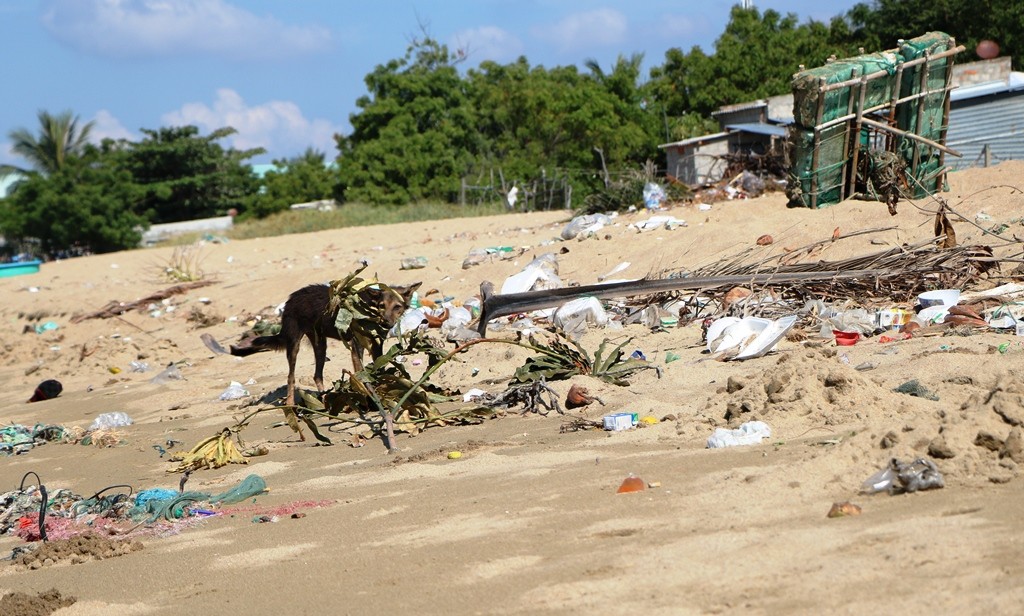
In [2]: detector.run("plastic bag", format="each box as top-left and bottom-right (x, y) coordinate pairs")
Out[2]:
(150, 363), (185, 384)
(89, 412), (133, 431)
(861, 457), (944, 494)
(218, 381), (249, 401)
(642, 182), (666, 209)
(561, 214), (611, 240)
(500, 254), (561, 295)
(706, 421), (772, 448)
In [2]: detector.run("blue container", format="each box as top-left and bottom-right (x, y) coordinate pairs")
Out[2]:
(0, 260), (42, 278)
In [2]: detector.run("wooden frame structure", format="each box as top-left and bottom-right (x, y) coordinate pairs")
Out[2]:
(790, 36), (966, 208)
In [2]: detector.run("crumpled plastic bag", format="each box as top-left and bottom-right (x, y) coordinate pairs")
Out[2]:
(218, 381), (249, 401)
(861, 457), (945, 494)
(500, 253), (561, 294)
(561, 214), (611, 240)
(643, 182), (666, 210)
(89, 412), (133, 431)
(706, 420), (771, 448)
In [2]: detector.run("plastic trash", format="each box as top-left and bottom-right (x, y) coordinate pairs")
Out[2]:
(150, 363), (184, 384)
(129, 360), (150, 373)
(561, 214), (611, 240)
(633, 215), (685, 232)
(89, 412), (133, 431)
(500, 254), (561, 295)
(400, 256), (428, 270)
(553, 297), (609, 329)
(34, 321), (60, 334)
(394, 307), (429, 335)
(642, 182), (666, 210)
(463, 388), (486, 402)
(616, 474), (646, 494)
(218, 381), (249, 401)
(440, 305), (473, 339)
(598, 261), (631, 281)
(737, 171), (765, 197)
(861, 458), (944, 494)
(706, 421), (771, 448)
(706, 315), (798, 359)
(507, 185), (519, 209)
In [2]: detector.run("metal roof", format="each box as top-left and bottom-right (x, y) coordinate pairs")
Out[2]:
(725, 123), (788, 137)
(712, 100), (767, 115)
(951, 72), (1024, 102)
(658, 131), (729, 149)
(947, 85), (1024, 169)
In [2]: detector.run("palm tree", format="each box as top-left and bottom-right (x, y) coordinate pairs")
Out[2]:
(1, 109), (95, 179)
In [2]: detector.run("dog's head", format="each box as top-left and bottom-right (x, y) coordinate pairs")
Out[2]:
(365, 281), (422, 326)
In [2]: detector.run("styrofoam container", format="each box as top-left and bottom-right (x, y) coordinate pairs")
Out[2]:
(603, 413), (638, 431)
(918, 305), (949, 325)
(918, 289), (960, 308)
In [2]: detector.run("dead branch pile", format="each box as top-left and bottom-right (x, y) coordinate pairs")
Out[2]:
(629, 226), (1017, 319)
(71, 280), (217, 323)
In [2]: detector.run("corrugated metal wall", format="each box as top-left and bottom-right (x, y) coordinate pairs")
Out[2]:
(947, 93), (1024, 169)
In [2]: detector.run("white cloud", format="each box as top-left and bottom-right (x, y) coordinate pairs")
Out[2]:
(162, 88), (342, 158)
(450, 26), (524, 64)
(40, 0), (331, 60)
(89, 110), (136, 142)
(532, 8), (628, 52)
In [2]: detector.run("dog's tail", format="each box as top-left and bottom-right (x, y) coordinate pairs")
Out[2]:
(229, 333), (286, 356)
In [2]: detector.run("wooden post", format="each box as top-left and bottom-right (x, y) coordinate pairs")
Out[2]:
(911, 52), (931, 181)
(859, 118), (961, 157)
(984, 144), (992, 167)
(937, 39), (956, 190)
(839, 67), (861, 202)
(810, 77), (827, 208)
(847, 76), (870, 201)
(460, 177), (466, 206)
(887, 63), (905, 150)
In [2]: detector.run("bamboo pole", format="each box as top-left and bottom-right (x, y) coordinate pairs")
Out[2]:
(936, 38), (956, 191)
(859, 117), (961, 157)
(839, 67), (861, 202)
(911, 51), (931, 176)
(810, 77), (826, 208)
(847, 76), (870, 201)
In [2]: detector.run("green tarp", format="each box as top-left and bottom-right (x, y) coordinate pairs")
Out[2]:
(787, 32), (954, 208)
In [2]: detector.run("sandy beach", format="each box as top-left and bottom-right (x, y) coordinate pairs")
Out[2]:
(2, 161), (1024, 615)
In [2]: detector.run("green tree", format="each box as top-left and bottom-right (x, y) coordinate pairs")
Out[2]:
(650, 6), (860, 119)
(114, 126), (264, 223)
(467, 56), (658, 198)
(245, 148), (340, 218)
(0, 145), (147, 256)
(845, 0), (1024, 69)
(1, 109), (95, 181)
(335, 37), (480, 205)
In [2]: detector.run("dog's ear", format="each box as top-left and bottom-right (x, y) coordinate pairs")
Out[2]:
(362, 285), (385, 302)
(392, 282), (422, 304)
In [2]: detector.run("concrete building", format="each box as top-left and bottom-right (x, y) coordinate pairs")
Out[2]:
(658, 93), (792, 185)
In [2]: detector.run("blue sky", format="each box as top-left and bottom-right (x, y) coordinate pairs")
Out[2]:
(1, 1), (860, 166)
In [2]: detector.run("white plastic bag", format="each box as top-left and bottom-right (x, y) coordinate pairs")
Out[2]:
(642, 182), (666, 210)
(218, 381), (249, 401)
(706, 421), (772, 448)
(89, 412), (133, 431)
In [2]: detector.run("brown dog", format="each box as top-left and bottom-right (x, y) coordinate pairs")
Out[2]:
(230, 280), (421, 406)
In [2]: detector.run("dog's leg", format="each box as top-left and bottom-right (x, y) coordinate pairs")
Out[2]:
(311, 333), (328, 393)
(285, 334), (300, 408)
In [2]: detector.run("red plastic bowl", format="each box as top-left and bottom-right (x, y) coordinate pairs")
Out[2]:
(833, 330), (861, 346)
